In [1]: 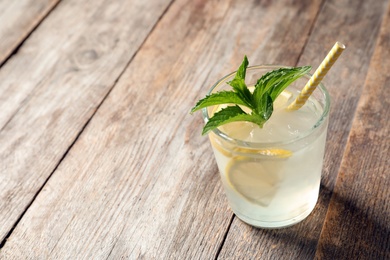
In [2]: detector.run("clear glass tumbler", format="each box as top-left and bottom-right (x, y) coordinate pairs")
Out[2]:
(202, 65), (330, 228)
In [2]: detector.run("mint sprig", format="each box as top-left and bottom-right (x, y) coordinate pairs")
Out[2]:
(191, 56), (311, 135)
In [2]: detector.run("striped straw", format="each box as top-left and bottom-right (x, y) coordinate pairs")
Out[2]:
(288, 42), (346, 110)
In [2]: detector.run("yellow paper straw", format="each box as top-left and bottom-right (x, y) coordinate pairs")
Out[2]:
(287, 42), (346, 110)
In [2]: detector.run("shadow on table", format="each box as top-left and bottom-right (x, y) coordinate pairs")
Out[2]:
(244, 184), (390, 259)
(313, 184), (390, 259)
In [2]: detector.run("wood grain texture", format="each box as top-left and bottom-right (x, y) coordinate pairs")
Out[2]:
(218, 0), (389, 259)
(0, 0), (60, 64)
(0, 0), (172, 243)
(316, 2), (390, 258)
(0, 0), (329, 258)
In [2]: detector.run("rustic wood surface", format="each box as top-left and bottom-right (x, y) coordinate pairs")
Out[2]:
(0, 0), (389, 259)
(316, 3), (390, 258)
(0, 0), (172, 244)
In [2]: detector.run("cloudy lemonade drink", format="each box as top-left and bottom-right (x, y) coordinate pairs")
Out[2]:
(193, 45), (343, 228)
(201, 65), (330, 228)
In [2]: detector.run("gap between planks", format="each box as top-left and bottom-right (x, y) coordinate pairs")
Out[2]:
(214, 214), (235, 260)
(0, 0), (62, 68)
(0, 0), (62, 133)
(295, 0), (327, 67)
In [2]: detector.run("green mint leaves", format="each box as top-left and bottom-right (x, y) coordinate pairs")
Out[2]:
(191, 56), (311, 135)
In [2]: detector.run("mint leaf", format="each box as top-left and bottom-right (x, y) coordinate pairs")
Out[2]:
(202, 106), (265, 135)
(253, 66), (311, 102)
(190, 56), (311, 135)
(254, 93), (273, 120)
(250, 66), (310, 122)
(228, 78), (253, 108)
(236, 55), (248, 79)
(191, 91), (251, 113)
(227, 56), (253, 107)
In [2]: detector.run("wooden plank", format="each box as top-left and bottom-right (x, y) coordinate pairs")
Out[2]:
(217, 0), (389, 259)
(0, 0), (173, 243)
(315, 2), (390, 258)
(0, 0), (326, 258)
(0, 0), (60, 64)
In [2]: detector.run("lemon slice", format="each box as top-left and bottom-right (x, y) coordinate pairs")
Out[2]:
(234, 147), (292, 158)
(218, 121), (255, 141)
(210, 132), (293, 159)
(209, 135), (232, 157)
(212, 104), (228, 114)
(225, 156), (281, 206)
(274, 90), (293, 109)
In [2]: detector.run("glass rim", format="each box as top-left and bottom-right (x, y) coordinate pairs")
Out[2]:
(201, 65), (331, 148)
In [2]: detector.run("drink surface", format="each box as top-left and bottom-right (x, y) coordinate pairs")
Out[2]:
(210, 90), (327, 228)
(217, 90), (323, 143)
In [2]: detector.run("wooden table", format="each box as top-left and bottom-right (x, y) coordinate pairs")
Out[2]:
(0, 0), (389, 259)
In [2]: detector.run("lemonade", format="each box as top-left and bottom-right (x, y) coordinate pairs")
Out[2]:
(202, 66), (330, 228)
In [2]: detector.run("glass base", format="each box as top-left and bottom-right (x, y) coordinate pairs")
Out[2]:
(232, 202), (317, 229)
